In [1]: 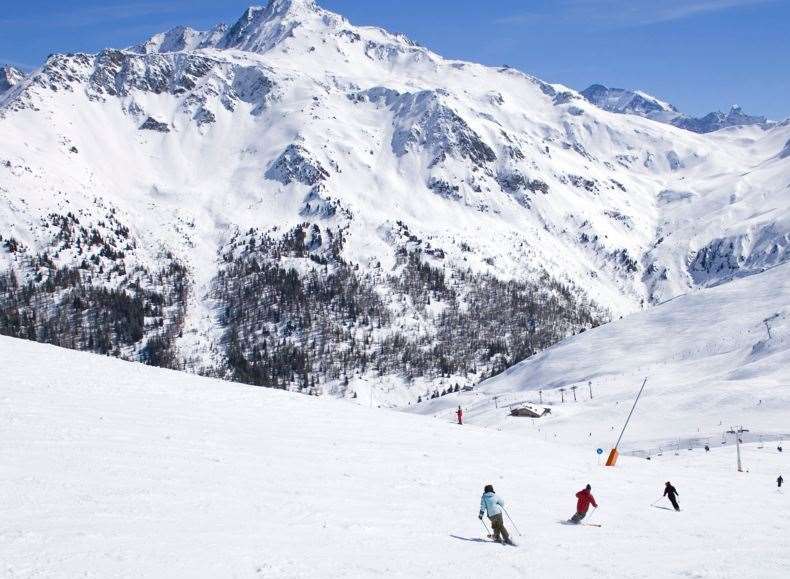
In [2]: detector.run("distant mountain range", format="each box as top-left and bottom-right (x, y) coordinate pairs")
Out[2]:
(581, 83), (772, 133)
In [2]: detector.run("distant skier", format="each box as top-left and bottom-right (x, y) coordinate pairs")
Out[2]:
(456, 406), (463, 425)
(568, 484), (597, 523)
(664, 481), (680, 511)
(479, 485), (513, 545)
(778, 475), (784, 489)
(704, 444), (710, 452)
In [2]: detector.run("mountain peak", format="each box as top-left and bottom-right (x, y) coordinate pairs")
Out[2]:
(580, 84), (677, 116)
(233, 0), (320, 20)
(218, 1), (341, 53)
(130, 24), (227, 54)
(0, 65), (26, 95)
(671, 104), (769, 133)
(266, 0), (320, 16)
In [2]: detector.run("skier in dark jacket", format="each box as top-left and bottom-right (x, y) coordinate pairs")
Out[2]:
(664, 482), (680, 511)
(778, 475), (784, 488)
(568, 484), (597, 523)
(479, 484), (514, 544)
(456, 406), (463, 425)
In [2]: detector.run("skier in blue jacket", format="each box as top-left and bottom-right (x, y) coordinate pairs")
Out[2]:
(479, 484), (513, 544)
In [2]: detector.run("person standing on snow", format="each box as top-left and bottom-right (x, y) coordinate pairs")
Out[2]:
(778, 475), (784, 489)
(568, 484), (597, 523)
(479, 485), (513, 544)
(456, 406), (463, 425)
(664, 482), (680, 511)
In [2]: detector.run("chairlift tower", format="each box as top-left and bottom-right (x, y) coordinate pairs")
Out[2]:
(726, 426), (749, 472)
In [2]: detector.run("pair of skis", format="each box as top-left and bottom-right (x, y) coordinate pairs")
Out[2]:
(481, 517), (520, 546)
(560, 520), (602, 527)
(484, 534), (519, 546)
(565, 506), (602, 527)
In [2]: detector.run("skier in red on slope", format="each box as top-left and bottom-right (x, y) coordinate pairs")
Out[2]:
(456, 406), (463, 425)
(568, 484), (598, 523)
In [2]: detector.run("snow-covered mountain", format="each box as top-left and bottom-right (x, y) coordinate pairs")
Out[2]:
(580, 84), (679, 121)
(0, 65), (25, 95)
(581, 83), (773, 133)
(1, 0), (789, 401)
(129, 24), (228, 55)
(672, 104), (771, 133)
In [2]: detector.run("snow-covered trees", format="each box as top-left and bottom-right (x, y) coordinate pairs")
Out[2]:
(209, 223), (603, 391)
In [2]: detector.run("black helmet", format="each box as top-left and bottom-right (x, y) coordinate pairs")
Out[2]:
(484, 484), (494, 493)
(585, 484), (591, 490)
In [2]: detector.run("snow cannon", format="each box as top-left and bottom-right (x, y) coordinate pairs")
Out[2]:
(605, 377), (648, 467)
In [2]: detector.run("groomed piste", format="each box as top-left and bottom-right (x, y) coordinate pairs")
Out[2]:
(2, 335), (787, 578)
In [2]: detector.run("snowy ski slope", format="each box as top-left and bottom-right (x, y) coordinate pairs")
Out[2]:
(2, 335), (788, 578)
(417, 262), (790, 456)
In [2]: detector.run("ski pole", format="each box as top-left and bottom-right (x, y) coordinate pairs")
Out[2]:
(503, 507), (522, 536)
(587, 507), (598, 522)
(480, 518), (491, 537)
(650, 496), (664, 507)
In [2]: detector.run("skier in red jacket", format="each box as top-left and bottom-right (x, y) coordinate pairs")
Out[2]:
(568, 484), (597, 524)
(456, 406), (463, 425)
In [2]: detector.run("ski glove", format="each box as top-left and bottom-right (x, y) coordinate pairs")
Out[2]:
(478, 514), (483, 520)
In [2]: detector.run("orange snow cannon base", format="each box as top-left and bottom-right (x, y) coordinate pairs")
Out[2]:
(605, 448), (619, 467)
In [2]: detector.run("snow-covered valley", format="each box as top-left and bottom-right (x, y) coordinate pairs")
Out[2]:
(2, 335), (788, 578)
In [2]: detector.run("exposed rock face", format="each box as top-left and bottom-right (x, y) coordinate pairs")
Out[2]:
(139, 117), (170, 132)
(130, 24), (227, 54)
(0, 66), (25, 95)
(581, 84), (677, 117)
(671, 105), (769, 133)
(266, 144), (329, 185)
(386, 90), (497, 167)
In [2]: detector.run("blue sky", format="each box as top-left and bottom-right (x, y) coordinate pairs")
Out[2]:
(1, 0), (788, 119)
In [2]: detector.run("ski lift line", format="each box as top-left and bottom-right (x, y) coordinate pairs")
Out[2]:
(619, 430), (790, 455)
(620, 431), (790, 460)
